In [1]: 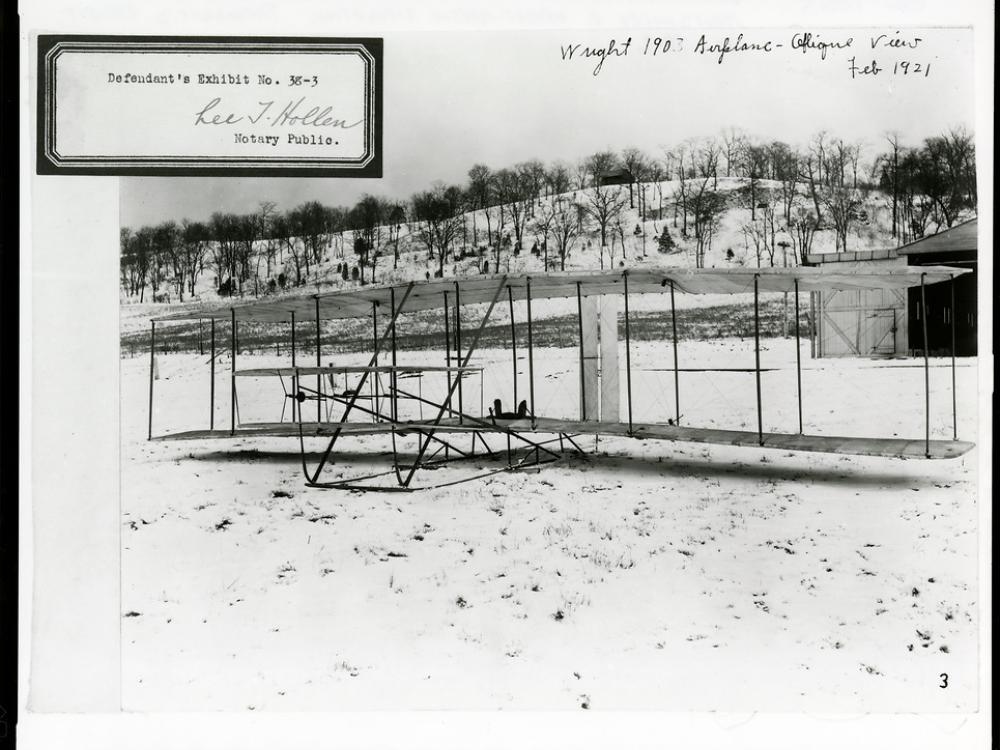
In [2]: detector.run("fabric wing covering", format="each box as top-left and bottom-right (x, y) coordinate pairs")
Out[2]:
(153, 265), (970, 324)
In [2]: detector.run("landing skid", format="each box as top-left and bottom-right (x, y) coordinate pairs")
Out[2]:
(304, 432), (580, 491)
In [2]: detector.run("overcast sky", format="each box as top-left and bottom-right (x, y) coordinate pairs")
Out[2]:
(121, 26), (976, 228)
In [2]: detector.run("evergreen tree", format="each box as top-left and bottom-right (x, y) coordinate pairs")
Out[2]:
(657, 226), (676, 254)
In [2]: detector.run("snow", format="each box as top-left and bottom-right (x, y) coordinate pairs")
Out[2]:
(120, 335), (979, 712)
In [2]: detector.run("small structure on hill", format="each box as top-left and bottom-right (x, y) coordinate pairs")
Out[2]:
(597, 168), (634, 187)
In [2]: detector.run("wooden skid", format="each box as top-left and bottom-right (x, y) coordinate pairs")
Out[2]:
(153, 418), (974, 460)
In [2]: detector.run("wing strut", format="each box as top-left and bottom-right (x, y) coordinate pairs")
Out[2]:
(794, 278), (803, 434)
(670, 280), (680, 425)
(148, 320), (156, 440)
(754, 275), (763, 446)
(209, 318), (216, 430)
(230, 308), (237, 435)
(950, 274), (957, 440)
(623, 271), (634, 435)
(526, 278), (537, 431)
(576, 281), (586, 420)
(315, 295), (322, 423)
(920, 273), (930, 458)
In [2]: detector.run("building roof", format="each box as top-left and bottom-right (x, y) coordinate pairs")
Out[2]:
(803, 248), (900, 265)
(897, 218), (977, 256)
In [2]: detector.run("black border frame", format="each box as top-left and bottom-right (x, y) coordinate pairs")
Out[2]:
(2, 4), (19, 748)
(36, 35), (383, 177)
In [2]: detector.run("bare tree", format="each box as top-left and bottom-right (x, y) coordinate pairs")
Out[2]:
(582, 183), (628, 268)
(386, 203), (406, 269)
(720, 127), (746, 178)
(788, 207), (818, 263)
(546, 161), (572, 198)
(120, 227), (150, 300)
(620, 147), (651, 209)
(348, 194), (387, 284)
(548, 197), (581, 271)
(517, 159), (547, 217)
(769, 141), (799, 223)
(740, 206), (778, 268)
(175, 220), (209, 300)
(412, 184), (464, 278)
(688, 183), (726, 268)
(919, 126), (977, 228)
(820, 183), (858, 252)
(256, 201), (279, 282)
(573, 159), (590, 191)
(494, 167), (530, 257)
(878, 131), (904, 239)
(272, 212), (307, 286)
(530, 202), (557, 269)
(467, 163), (494, 249)
(693, 137), (722, 189)
(741, 221), (767, 268)
(738, 139), (769, 220)
(231, 213), (262, 296)
(209, 212), (240, 294)
(289, 201), (329, 268)
(798, 134), (827, 225)
(648, 159), (666, 218)
(665, 142), (691, 236)
(150, 221), (178, 299)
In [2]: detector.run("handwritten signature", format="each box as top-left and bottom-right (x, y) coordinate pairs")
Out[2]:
(194, 97), (363, 128)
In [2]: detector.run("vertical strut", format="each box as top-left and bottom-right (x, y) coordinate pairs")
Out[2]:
(148, 320), (155, 440)
(230, 308), (237, 435)
(372, 301), (379, 421)
(623, 271), (634, 434)
(315, 296), (322, 423)
(508, 284), (517, 408)
(209, 318), (216, 430)
(670, 281), (680, 425)
(454, 282), (464, 424)
(809, 291), (817, 358)
(390, 287), (399, 422)
(443, 291), (451, 459)
(950, 274), (957, 440)
(920, 273), (930, 458)
(577, 281), (586, 420)
(290, 310), (297, 423)
(443, 291), (452, 418)
(753, 275), (763, 446)
(794, 278), (803, 434)
(526, 279), (536, 429)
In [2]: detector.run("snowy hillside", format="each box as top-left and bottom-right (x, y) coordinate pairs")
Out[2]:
(120, 177), (963, 339)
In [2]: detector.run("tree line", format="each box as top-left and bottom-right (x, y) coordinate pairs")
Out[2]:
(120, 126), (976, 301)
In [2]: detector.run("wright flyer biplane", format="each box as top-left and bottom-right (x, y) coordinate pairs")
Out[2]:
(146, 266), (975, 491)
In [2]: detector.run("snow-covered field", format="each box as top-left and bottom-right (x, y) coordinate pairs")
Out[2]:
(121, 337), (980, 712)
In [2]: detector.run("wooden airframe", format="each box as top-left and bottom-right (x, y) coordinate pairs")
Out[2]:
(147, 266), (975, 491)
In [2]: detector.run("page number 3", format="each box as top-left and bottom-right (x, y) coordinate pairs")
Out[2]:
(939, 673), (949, 689)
